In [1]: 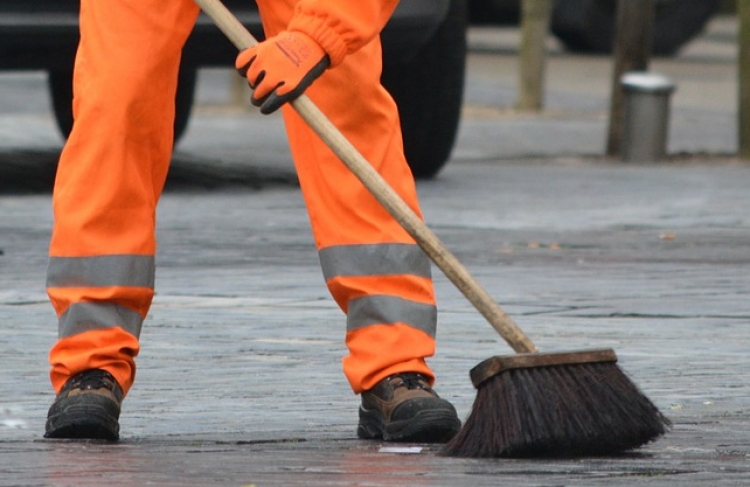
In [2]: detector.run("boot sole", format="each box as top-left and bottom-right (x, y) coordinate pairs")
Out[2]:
(357, 406), (461, 443)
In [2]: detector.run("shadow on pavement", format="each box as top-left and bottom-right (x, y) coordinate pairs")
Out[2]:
(0, 149), (58, 194)
(0, 149), (299, 195)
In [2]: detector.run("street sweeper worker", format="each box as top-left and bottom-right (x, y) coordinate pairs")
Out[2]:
(43, 0), (461, 442)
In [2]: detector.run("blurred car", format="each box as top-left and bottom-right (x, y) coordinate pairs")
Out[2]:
(0, 0), (468, 179)
(470, 0), (722, 56)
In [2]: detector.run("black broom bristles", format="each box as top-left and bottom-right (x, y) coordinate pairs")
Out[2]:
(441, 361), (671, 458)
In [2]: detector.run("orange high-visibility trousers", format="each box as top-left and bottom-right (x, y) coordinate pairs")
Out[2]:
(48, 0), (438, 397)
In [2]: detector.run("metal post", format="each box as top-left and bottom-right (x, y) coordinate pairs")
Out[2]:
(739, 0), (750, 159)
(620, 72), (676, 162)
(517, 0), (554, 111)
(606, 0), (655, 157)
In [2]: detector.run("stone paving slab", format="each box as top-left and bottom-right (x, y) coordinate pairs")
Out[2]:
(0, 418), (748, 487)
(2, 159), (750, 485)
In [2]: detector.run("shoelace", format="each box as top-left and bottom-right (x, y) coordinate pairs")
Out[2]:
(390, 373), (432, 392)
(66, 370), (116, 392)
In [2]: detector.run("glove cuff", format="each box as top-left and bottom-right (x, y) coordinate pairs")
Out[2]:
(288, 12), (348, 67)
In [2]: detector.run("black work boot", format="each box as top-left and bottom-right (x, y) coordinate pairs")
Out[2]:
(357, 373), (461, 443)
(44, 369), (123, 441)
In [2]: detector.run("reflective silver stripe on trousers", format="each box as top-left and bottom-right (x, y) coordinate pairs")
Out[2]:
(318, 243), (432, 281)
(347, 295), (437, 338)
(58, 302), (144, 339)
(47, 255), (155, 288)
(47, 255), (153, 339)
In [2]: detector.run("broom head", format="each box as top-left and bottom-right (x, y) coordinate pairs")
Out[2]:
(441, 348), (671, 458)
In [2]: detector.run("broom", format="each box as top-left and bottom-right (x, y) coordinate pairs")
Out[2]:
(193, 0), (671, 458)
(442, 349), (670, 457)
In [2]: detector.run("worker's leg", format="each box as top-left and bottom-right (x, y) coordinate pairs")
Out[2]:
(286, 58), (439, 394)
(252, 2), (459, 440)
(46, 0), (199, 403)
(254, 0), (438, 393)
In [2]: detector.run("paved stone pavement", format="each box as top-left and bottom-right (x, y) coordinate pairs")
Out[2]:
(1, 18), (749, 487)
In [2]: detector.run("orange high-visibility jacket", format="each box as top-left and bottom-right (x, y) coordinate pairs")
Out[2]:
(47, 0), (437, 396)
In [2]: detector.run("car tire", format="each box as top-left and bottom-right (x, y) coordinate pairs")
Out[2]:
(48, 63), (197, 144)
(468, 0), (520, 25)
(550, 0), (721, 56)
(381, 0), (468, 179)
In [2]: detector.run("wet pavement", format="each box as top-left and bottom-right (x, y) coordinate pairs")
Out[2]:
(1, 17), (749, 487)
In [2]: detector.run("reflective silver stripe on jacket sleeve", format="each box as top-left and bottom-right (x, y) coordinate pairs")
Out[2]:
(318, 243), (431, 281)
(347, 295), (437, 338)
(47, 255), (155, 288)
(59, 302), (144, 338)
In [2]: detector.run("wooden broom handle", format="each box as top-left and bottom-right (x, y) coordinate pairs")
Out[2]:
(193, 0), (539, 354)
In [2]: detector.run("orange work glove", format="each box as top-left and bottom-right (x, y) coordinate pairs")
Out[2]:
(235, 31), (330, 114)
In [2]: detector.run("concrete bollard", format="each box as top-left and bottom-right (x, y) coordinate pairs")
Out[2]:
(620, 72), (676, 162)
